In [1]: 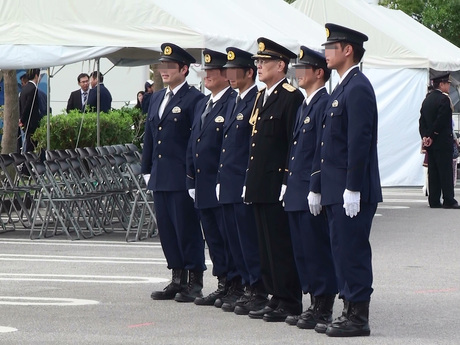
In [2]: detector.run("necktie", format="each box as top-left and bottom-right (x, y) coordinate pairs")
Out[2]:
(232, 95), (241, 115)
(82, 92), (88, 111)
(298, 100), (307, 127)
(201, 100), (214, 128)
(159, 91), (173, 119)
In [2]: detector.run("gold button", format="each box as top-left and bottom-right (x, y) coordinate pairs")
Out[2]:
(254, 130), (258, 134)
(293, 141), (297, 145)
(330, 113), (333, 117)
(252, 143), (256, 147)
(322, 124), (325, 128)
(159, 126), (162, 130)
(258, 117), (261, 120)
(321, 159), (324, 163)
(222, 149), (226, 153)
(289, 172), (292, 176)
(291, 156), (294, 160)
(321, 142), (324, 146)
(216, 128), (220, 131)
(225, 134), (228, 138)
(158, 140), (161, 144)
(158, 154), (162, 158)
(197, 169), (201, 173)
(195, 153), (199, 157)
(250, 156), (254, 160)
(197, 138), (201, 142)
(174, 118), (178, 122)
(220, 164), (223, 168)
(236, 125), (239, 129)
(303, 129), (306, 133)
(270, 116), (273, 119)
(278, 168), (282, 172)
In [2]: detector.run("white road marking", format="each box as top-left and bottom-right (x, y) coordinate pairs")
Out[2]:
(0, 273), (169, 284)
(0, 296), (99, 306)
(382, 199), (426, 203)
(0, 326), (18, 333)
(378, 205), (410, 209)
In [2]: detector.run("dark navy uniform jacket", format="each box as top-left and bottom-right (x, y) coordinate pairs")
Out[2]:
(419, 89), (454, 151)
(87, 83), (112, 113)
(217, 86), (258, 204)
(284, 88), (329, 212)
(186, 87), (236, 209)
(245, 79), (304, 203)
(311, 67), (382, 205)
(142, 83), (205, 191)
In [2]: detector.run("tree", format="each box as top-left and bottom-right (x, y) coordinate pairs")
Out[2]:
(380, 0), (460, 47)
(1, 70), (19, 154)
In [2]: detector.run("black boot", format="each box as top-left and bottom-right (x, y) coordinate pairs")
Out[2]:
(194, 275), (228, 306)
(151, 269), (187, 300)
(286, 295), (315, 326)
(234, 284), (268, 315)
(326, 301), (370, 337)
(174, 270), (203, 303)
(220, 278), (244, 311)
(298, 294), (335, 330)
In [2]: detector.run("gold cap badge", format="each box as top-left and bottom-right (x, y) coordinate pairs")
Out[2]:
(299, 49), (304, 59)
(325, 28), (330, 38)
(227, 51), (235, 61)
(164, 46), (172, 55)
(258, 42), (265, 52)
(204, 54), (211, 63)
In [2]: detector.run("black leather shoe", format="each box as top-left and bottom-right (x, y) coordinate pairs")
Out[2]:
(285, 314), (301, 326)
(248, 306), (273, 319)
(263, 308), (292, 322)
(151, 283), (182, 300)
(443, 203), (460, 209)
(326, 301), (370, 337)
(314, 323), (328, 333)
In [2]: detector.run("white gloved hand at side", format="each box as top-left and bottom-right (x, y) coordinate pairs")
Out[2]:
(188, 189), (196, 202)
(307, 191), (322, 216)
(279, 184), (287, 201)
(216, 184), (220, 201)
(241, 186), (246, 199)
(143, 174), (150, 186)
(343, 189), (360, 218)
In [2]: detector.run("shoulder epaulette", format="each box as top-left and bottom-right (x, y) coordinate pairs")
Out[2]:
(282, 83), (296, 92)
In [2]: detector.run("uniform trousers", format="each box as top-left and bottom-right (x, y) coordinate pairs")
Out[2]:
(153, 191), (205, 271)
(287, 210), (337, 296)
(221, 203), (262, 286)
(427, 148), (456, 206)
(253, 202), (302, 314)
(199, 206), (237, 279)
(325, 203), (377, 302)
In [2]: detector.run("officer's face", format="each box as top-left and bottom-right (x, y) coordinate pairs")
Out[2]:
(324, 42), (346, 70)
(439, 81), (451, 94)
(225, 68), (245, 89)
(295, 66), (315, 89)
(204, 69), (228, 93)
(255, 59), (282, 84)
(158, 62), (186, 88)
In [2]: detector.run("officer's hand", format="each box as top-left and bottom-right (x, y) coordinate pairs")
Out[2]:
(307, 191), (322, 216)
(143, 174), (150, 187)
(216, 184), (220, 201)
(279, 184), (287, 201)
(188, 189), (196, 202)
(343, 189), (360, 218)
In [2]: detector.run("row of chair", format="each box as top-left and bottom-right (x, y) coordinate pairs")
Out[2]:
(0, 144), (157, 241)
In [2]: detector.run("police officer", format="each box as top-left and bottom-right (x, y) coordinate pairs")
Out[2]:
(308, 24), (382, 337)
(142, 43), (206, 302)
(281, 46), (337, 330)
(183, 49), (238, 305)
(243, 38), (304, 322)
(214, 47), (266, 314)
(419, 73), (459, 208)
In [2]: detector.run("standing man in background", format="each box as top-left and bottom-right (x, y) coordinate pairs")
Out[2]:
(419, 73), (459, 209)
(243, 38), (304, 322)
(310, 23), (382, 337)
(66, 73), (90, 113)
(142, 43), (206, 303)
(87, 71), (112, 113)
(19, 68), (41, 152)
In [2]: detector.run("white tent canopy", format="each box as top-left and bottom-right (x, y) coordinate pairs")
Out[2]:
(293, 0), (460, 186)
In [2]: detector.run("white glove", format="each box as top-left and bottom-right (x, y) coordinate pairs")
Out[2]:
(188, 189), (196, 201)
(279, 184), (287, 201)
(343, 189), (360, 218)
(216, 184), (220, 201)
(241, 186), (246, 199)
(143, 174), (150, 186)
(307, 191), (322, 216)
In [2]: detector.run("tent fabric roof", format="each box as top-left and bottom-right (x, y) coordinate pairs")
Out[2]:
(0, 0), (325, 69)
(292, 0), (460, 70)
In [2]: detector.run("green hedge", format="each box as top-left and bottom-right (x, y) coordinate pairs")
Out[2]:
(32, 107), (146, 151)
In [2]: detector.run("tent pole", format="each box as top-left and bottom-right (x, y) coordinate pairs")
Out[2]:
(46, 67), (51, 150)
(97, 58), (100, 147)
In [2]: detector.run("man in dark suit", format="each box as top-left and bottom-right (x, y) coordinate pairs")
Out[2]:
(419, 73), (459, 208)
(214, 47), (265, 314)
(282, 46), (337, 330)
(19, 69), (41, 152)
(183, 49), (237, 305)
(309, 23), (382, 337)
(243, 38), (304, 322)
(142, 79), (154, 114)
(66, 73), (90, 113)
(141, 43), (206, 302)
(87, 71), (112, 112)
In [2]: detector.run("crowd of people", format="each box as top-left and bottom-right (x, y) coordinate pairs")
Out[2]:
(141, 22), (382, 338)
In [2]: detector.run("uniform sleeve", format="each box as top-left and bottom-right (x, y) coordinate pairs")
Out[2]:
(431, 96), (452, 137)
(346, 81), (377, 192)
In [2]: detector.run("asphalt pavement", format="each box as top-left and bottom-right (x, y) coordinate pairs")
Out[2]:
(0, 186), (459, 345)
